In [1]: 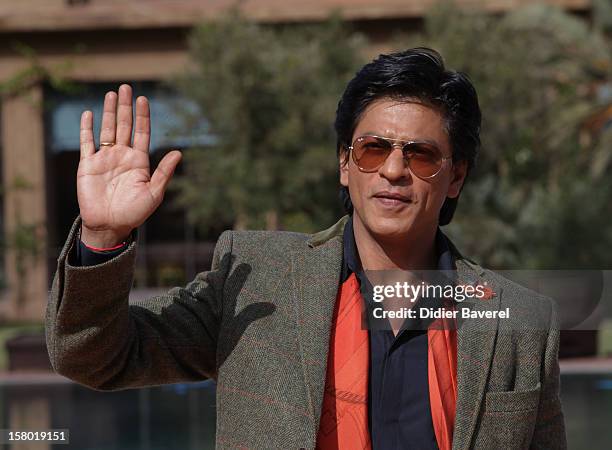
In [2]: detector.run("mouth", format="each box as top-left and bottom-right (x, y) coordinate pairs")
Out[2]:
(372, 191), (412, 207)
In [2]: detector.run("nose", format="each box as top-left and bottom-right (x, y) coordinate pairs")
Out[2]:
(378, 146), (410, 181)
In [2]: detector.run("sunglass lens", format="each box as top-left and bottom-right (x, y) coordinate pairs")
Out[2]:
(406, 143), (442, 178)
(353, 136), (392, 171)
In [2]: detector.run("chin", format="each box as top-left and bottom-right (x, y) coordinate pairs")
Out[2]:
(366, 216), (418, 241)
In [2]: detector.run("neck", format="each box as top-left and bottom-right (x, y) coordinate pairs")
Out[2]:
(353, 218), (438, 271)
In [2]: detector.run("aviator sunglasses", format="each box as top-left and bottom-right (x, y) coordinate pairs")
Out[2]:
(349, 134), (452, 179)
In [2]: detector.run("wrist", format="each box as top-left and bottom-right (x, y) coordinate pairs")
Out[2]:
(83, 241), (127, 252)
(80, 224), (131, 250)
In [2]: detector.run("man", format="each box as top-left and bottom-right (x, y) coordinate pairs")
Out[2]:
(46, 48), (566, 449)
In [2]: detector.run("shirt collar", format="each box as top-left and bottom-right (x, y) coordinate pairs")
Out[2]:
(340, 214), (456, 283)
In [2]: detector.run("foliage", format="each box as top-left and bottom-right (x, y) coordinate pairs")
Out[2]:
(173, 4), (611, 269)
(0, 45), (75, 303)
(399, 2), (612, 269)
(171, 13), (366, 232)
(0, 175), (44, 308)
(0, 42), (77, 100)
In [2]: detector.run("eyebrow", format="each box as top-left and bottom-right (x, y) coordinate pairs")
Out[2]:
(358, 132), (442, 148)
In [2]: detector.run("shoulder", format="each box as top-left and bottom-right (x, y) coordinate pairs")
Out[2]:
(485, 269), (550, 302)
(447, 232), (557, 323)
(453, 250), (557, 329)
(214, 216), (348, 257)
(215, 228), (312, 257)
(473, 263), (557, 329)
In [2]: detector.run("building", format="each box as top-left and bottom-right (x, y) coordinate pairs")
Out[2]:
(0, 0), (595, 321)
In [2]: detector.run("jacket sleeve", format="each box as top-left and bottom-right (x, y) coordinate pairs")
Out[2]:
(45, 215), (232, 391)
(530, 299), (567, 449)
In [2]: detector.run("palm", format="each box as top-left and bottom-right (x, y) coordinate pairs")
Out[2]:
(79, 145), (155, 230)
(77, 85), (181, 239)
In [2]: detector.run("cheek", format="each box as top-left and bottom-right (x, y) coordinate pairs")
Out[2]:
(347, 165), (363, 192)
(415, 179), (450, 209)
(347, 168), (376, 207)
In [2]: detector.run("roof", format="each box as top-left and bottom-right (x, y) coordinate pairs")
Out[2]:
(0, 0), (592, 32)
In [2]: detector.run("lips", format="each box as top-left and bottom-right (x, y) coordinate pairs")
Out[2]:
(372, 191), (412, 203)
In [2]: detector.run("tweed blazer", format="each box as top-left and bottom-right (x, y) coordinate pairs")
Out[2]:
(46, 215), (566, 449)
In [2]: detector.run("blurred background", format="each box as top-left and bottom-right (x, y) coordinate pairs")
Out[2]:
(0, 0), (610, 448)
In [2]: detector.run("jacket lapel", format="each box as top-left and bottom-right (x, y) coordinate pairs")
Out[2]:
(452, 259), (502, 450)
(290, 217), (501, 449)
(290, 216), (348, 441)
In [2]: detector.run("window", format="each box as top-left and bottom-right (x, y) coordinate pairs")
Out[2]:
(44, 82), (215, 288)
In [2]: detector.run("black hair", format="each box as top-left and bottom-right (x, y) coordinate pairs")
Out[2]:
(335, 47), (481, 225)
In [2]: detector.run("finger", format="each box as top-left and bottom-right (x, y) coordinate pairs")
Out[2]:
(150, 150), (182, 202)
(116, 84), (133, 146)
(80, 111), (95, 160)
(99, 91), (117, 147)
(133, 96), (150, 153)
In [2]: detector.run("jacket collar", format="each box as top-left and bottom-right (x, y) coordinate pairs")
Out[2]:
(307, 215), (349, 248)
(308, 214), (482, 271)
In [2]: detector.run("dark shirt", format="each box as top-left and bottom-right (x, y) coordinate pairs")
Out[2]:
(341, 216), (455, 450)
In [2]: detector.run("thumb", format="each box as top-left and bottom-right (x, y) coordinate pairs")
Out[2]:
(150, 150), (182, 202)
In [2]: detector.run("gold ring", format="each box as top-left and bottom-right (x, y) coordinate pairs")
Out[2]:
(100, 142), (115, 147)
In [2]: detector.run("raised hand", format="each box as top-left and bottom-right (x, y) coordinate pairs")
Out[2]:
(77, 84), (182, 248)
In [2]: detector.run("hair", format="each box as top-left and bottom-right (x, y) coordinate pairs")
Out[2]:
(335, 47), (481, 225)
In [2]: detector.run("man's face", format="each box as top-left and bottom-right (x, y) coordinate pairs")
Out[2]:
(339, 98), (467, 243)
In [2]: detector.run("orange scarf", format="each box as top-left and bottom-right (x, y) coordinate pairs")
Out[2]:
(316, 273), (457, 450)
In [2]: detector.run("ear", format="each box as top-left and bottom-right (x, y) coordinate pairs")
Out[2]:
(339, 147), (350, 187)
(446, 160), (468, 199)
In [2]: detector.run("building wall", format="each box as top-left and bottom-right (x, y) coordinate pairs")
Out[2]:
(0, 0), (594, 322)
(0, 0), (592, 30)
(0, 29), (190, 321)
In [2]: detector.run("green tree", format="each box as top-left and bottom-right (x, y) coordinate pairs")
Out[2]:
(401, 2), (612, 269)
(171, 13), (366, 232)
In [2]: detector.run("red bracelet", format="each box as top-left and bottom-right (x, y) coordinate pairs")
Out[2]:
(83, 241), (127, 252)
